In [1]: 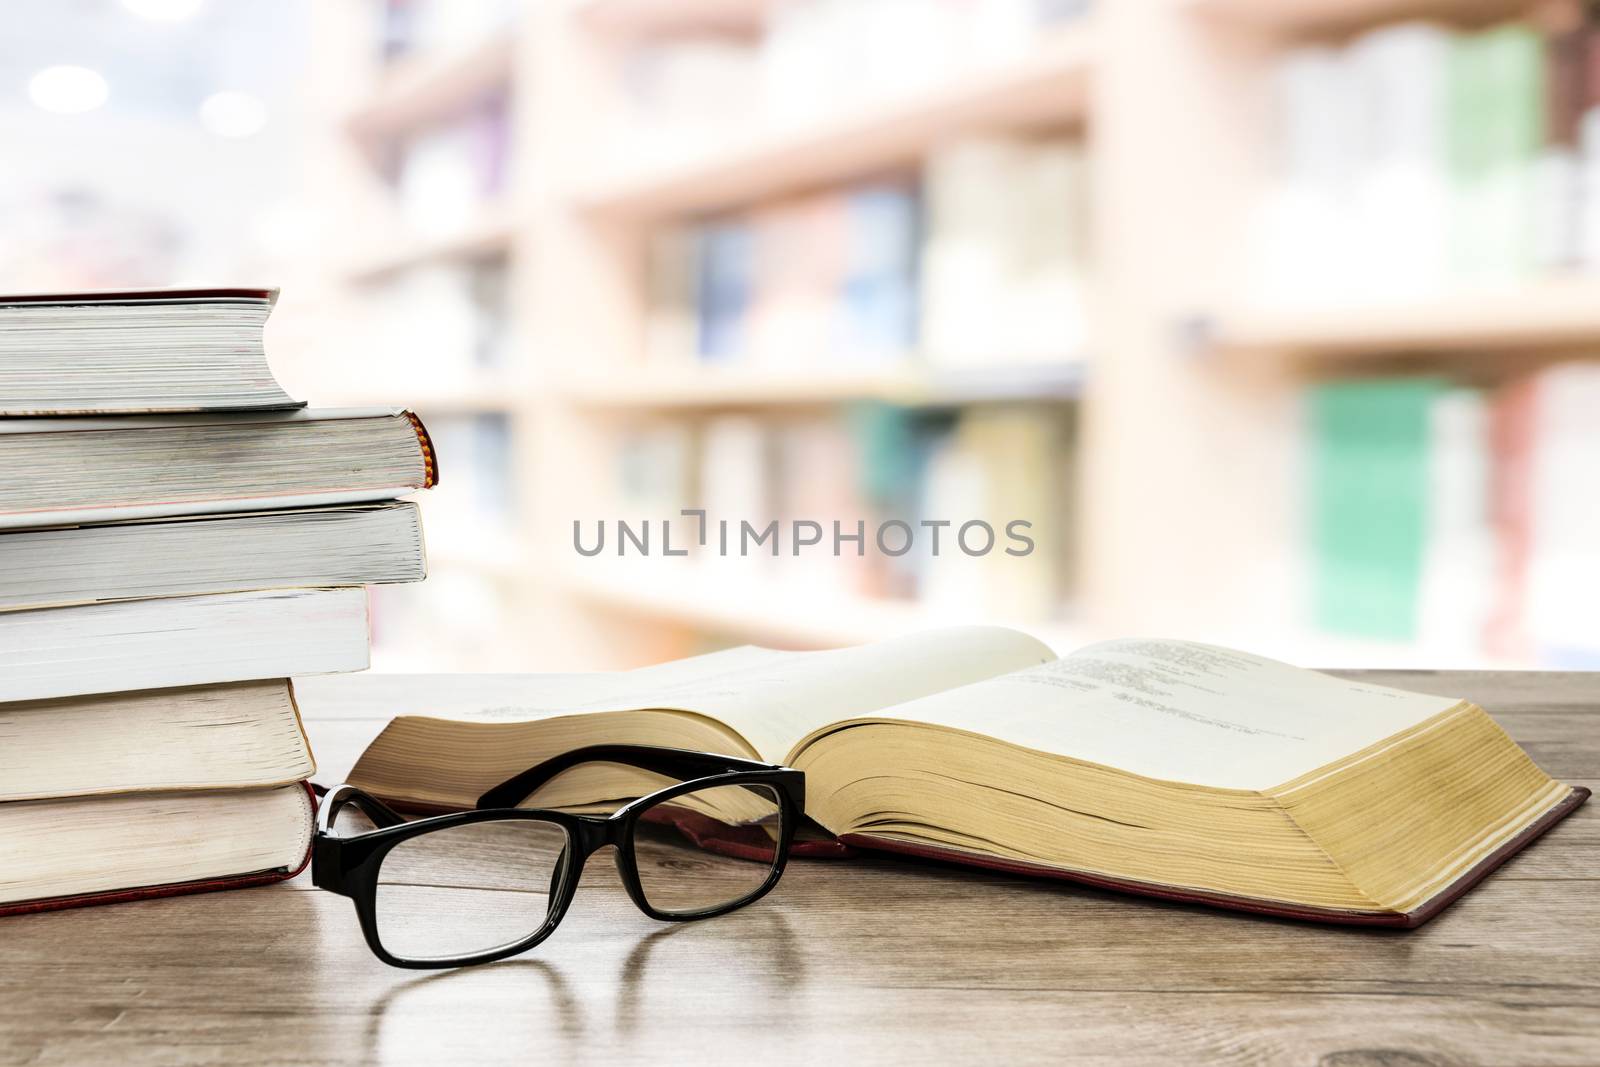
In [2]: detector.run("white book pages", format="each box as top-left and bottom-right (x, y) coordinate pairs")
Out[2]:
(0, 681), (314, 801)
(0, 502), (425, 611)
(0, 784), (313, 906)
(0, 295), (297, 415)
(0, 587), (370, 702)
(0, 410), (426, 530)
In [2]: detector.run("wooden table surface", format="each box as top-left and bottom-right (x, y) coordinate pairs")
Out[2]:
(1, 670), (1595, 1066)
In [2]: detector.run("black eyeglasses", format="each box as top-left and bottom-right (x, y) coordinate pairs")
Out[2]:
(312, 745), (805, 969)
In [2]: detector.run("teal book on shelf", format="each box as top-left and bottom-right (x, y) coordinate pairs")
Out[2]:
(1309, 377), (1447, 641)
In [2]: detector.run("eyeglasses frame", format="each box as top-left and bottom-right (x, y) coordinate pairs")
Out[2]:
(312, 745), (805, 969)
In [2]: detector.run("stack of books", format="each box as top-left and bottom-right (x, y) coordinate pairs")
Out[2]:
(0, 287), (435, 915)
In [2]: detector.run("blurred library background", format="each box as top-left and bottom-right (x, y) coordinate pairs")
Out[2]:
(7, 0), (1600, 672)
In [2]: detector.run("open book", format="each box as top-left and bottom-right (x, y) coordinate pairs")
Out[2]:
(344, 628), (1587, 926)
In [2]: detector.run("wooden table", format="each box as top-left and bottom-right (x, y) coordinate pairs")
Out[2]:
(1, 670), (1595, 1066)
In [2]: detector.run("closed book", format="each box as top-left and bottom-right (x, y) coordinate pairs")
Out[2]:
(0, 587), (371, 702)
(1577, 22), (1600, 268)
(1253, 46), (1358, 305)
(0, 408), (436, 530)
(0, 502), (426, 612)
(1348, 21), (1452, 299)
(0, 287), (300, 416)
(1309, 378), (1445, 641)
(696, 220), (754, 362)
(1448, 24), (1545, 285)
(1532, 4), (1587, 269)
(0, 679), (318, 916)
(0, 680), (314, 802)
(1486, 375), (1538, 660)
(1521, 363), (1600, 664)
(837, 182), (919, 359)
(1416, 388), (1496, 655)
(0, 783), (315, 917)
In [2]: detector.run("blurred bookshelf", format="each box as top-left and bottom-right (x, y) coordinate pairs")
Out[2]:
(572, 22), (1094, 218)
(342, 29), (517, 143)
(306, 0), (1600, 672)
(555, 363), (1085, 410)
(1207, 278), (1600, 357)
(1189, 0), (1529, 34)
(576, 0), (770, 40)
(342, 207), (521, 283)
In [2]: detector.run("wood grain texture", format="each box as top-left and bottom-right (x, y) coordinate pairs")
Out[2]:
(0, 670), (1594, 1066)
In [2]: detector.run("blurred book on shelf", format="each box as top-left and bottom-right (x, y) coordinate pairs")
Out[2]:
(601, 401), (1077, 627)
(417, 412), (515, 560)
(1253, 11), (1600, 308)
(618, 37), (762, 162)
(348, 258), (511, 390)
(603, 0), (1090, 161)
(641, 133), (1087, 373)
(921, 137), (1088, 365)
(1305, 360), (1600, 668)
(378, 0), (520, 62)
(392, 94), (512, 239)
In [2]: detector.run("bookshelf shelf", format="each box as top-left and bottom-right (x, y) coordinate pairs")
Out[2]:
(1188, 0), (1528, 34)
(345, 32), (516, 142)
(577, 0), (767, 39)
(555, 362), (1086, 410)
(544, 565), (1087, 651)
(573, 25), (1096, 219)
(343, 209), (520, 283)
(1206, 279), (1600, 358)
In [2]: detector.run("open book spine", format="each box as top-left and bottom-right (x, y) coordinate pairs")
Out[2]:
(0, 781), (318, 919)
(839, 785), (1588, 928)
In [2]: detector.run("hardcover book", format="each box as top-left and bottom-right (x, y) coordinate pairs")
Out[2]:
(342, 628), (1587, 927)
(0, 287), (300, 416)
(0, 407), (437, 529)
(0, 587), (371, 703)
(0, 680), (318, 915)
(0, 501), (427, 612)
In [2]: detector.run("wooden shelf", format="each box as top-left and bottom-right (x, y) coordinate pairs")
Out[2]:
(577, 0), (767, 39)
(543, 565), (1086, 651)
(346, 33), (515, 141)
(1187, 0), (1530, 35)
(343, 210), (519, 283)
(1204, 278), (1600, 358)
(554, 361), (1085, 410)
(573, 25), (1096, 219)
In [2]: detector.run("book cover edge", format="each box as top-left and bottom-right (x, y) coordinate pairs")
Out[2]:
(0, 781), (317, 919)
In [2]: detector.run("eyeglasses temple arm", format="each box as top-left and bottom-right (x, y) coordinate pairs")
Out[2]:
(475, 745), (776, 810)
(318, 783), (408, 831)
